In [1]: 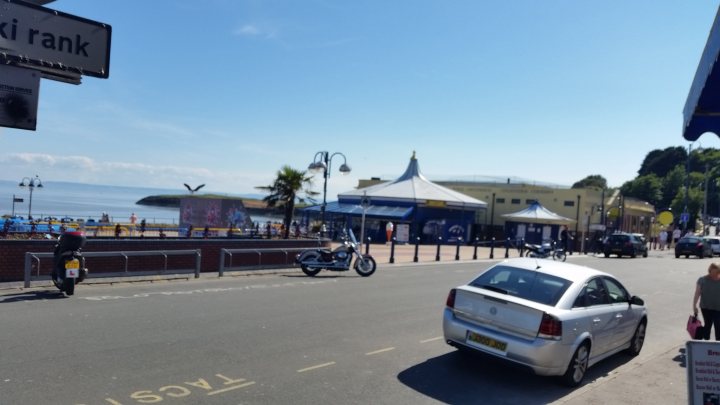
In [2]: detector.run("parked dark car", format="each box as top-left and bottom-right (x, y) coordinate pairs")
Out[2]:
(675, 236), (713, 258)
(603, 233), (648, 258)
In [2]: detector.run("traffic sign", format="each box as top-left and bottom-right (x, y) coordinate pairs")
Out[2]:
(0, 0), (112, 80)
(657, 210), (674, 226)
(0, 64), (40, 130)
(681, 212), (690, 224)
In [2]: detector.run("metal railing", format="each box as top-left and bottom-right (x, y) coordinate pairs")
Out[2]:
(24, 249), (201, 288)
(219, 248), (302, 276)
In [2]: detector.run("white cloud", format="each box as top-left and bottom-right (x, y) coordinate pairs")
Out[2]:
(235, 24), (260, 36)
(0, 152), (273, 193)
(232, 23), (278, 39)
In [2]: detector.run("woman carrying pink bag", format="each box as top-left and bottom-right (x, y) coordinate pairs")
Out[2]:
(693, 262), (720, 340)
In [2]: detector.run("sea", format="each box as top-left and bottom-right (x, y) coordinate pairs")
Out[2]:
(0, 180), (278, 225)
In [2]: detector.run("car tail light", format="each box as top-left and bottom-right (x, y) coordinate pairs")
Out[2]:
(697, 242), (704, 249)
(446, 289), (457, 308)
(537, 313), (562, 340)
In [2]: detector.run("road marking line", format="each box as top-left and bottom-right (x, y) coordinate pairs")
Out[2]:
(420, 336), (443, 343)
(207, 381), (256, 395)
(297, 362), (336, 373)
(366, 347), (395, 356)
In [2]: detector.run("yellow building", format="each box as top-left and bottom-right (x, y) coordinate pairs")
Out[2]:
(358, 178), (656, 249)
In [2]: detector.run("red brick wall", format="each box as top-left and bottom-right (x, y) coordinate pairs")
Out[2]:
(0, 238), (326, 282)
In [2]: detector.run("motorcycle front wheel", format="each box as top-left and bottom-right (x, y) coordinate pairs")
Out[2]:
(51, 269), (75, 296)
(354, 255), (376, 277)
(299, 251), (323, 277)
(553, 250), (567, 262)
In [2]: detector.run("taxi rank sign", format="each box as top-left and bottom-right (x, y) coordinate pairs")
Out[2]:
(0, 0), (111, 79)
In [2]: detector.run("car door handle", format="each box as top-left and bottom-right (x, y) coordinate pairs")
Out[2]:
(615, 314), (623, 319)
(592, 318), (602, 324)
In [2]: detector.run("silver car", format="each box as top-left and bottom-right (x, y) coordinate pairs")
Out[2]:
(443, 258), (647, 386)
(706, 236), (720, 256)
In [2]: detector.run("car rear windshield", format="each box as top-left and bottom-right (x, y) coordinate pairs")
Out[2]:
(469, 265), (572, 306)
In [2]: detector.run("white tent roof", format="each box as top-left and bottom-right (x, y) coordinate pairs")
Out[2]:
(339, 153), (487, 209)
(502, 201), (575, 224)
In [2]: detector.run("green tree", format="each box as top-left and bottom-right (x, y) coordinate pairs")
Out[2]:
(620, 174), (663, 206)
(638, 146), (687, 178)
(661, 165), (686, 210)
(256, 166), (318, 239)
(572, 175), (607, 190)
(670, 186), (704, 231)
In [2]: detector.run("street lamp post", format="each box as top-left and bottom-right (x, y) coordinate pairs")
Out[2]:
(684, 143), (692, 232)
(18, 175), (43, 220)
(574, 194), (581, 254)
(704, 163), (709, 234)
(308, 151), (351, 238)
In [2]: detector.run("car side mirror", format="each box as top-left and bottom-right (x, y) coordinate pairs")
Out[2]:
(629, 295), (644, 306)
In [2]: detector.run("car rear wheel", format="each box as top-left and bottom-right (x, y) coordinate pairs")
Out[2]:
(560, 343), (590, 387)
(625, 320), (646, 357)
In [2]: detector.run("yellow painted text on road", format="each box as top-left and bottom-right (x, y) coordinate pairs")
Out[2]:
(99, 373), (253, 404)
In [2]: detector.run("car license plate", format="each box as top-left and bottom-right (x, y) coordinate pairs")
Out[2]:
(65, 259), (79, 278)
(466, 331), (507, 353)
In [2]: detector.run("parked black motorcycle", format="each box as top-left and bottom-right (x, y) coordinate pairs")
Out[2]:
(523, 240), (567, 262)
(52, 231), (88, 296)
(296, 229), (377, 277)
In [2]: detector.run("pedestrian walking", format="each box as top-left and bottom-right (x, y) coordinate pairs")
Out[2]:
(673, 228), (682, 248)
(693, 262), (720, 340)
(659, 229), (668, 250)
(560, 225), (573, 253)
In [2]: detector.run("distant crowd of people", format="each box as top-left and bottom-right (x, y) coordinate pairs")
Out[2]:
(653, 226), (696, 250)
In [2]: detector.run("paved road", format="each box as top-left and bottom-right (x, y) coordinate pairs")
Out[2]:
(0, 250), (704, 404)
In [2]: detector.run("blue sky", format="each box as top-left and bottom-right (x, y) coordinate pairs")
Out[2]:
(2, 0), (719, 200)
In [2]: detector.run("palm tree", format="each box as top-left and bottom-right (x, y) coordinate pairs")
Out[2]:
(256, 166), (318, 238)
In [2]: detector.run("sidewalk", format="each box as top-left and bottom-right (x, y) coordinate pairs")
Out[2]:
(356, 241), (518, 264)
(0, 242), (522, 292)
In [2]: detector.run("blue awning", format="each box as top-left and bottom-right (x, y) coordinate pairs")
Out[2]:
(302, 202), (414, 220)
(684, 7), (720, 141)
